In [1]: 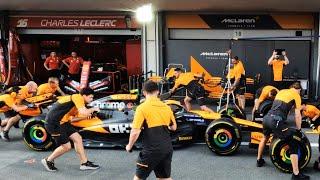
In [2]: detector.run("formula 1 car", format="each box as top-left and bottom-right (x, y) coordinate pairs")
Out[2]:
(22, 95), (316, 173)
(22, 101), (195, 151)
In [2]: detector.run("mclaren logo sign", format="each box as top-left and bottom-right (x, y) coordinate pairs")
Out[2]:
(221, 18), (256, 24)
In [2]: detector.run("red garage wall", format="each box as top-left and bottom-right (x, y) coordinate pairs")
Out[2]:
(126, 40), (141, 76)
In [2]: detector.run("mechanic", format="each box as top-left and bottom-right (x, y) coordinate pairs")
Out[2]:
(44, 51), (62, 78)
(0, 87), (29, 139)
(227, 55), (246, 110)
(301, 103), (320, 171)
(267, 50), (289, 89)
(126, 80), (177, 180)
(251, 85), (278, 120)
(256, 82), (309, 180)
(41, 87), (100, 172)
(62, 51), (84, 80)
(37, 77), (66, 96)
(1, 81), (38, 141)
(169, 68), (214, 113)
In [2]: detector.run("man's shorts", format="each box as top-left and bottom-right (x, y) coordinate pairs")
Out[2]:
(45, 122), (77, 146)
(231, 77), (246, 96)
(255, 87), (263, 99)
(4, 110), (19, 118)
(262, 114), (295, 139)
(136, 150), (173, 179)
(186, 80), (206, 106)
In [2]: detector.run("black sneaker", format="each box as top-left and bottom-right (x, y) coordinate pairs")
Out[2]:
(256, 158), (265, 167)
(13, 121), (19, 128)
(291, 173), (310, 180)
(80, 161), (100, 170)
(2, 131), (10, 141)
(41, 158), (57, 172)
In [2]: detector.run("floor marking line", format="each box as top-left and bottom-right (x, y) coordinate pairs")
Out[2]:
(194, 142), (319, 147)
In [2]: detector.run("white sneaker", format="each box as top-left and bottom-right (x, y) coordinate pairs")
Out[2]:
(80, 161), (100, 170)
(0, 131), (4, 139)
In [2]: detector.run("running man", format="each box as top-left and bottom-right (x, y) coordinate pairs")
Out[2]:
(41, 88), (100, 171)
(126, 80), (177, 180)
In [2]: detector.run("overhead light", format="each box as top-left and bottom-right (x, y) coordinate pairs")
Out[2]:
(135, 4), (153, 23)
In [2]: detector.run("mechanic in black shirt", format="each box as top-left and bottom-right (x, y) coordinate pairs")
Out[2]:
(256, 82), (309, 180)
(126, 80), (177, 180)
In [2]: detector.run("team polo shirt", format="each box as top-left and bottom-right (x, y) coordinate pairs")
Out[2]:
(269, 88), (301, 120)
(44, 57), (60, 70)
(172, 73), (196, 90)
(271, 59), (285, 81)
(132, 97), (176, 151)
(303, 105), (320, 119)
(37, 83), (57, 95)
(45, 94), (85, 125)
(227, 60), (245, 80)
(258, 86), (279, 103)
(65, 57), (84, 74)
(16, 86), (33, 104)
(0, 94), (16, 112)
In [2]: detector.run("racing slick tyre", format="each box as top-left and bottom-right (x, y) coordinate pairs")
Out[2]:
(257, 100), (273, 116)
(205, 118), (242, 155)
(269, 132), (311, 173)
(23, 119), (54, 151)
(219, 105), (246, 120)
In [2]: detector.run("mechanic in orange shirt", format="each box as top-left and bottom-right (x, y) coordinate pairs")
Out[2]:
(62, 51), (84, 80)
(227, 55), (246, 110)
(44, 52), (62, 78)
(301, 104), (320, 171)
(267, 50), (289, 89)
(37, 77), (65, 96)
(2, 81), (38, 141)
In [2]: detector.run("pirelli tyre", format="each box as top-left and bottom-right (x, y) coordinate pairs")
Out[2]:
(219, 105), (246, 120)
(269, 132), (311, 173)
(23, 119), (54, 151)
(257, 100), (273, 116)
(205, 118), (242, 155)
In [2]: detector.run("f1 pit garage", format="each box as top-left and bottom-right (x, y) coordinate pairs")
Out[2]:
(4, 13), (142, 94)
(164, 13), (315, 100)
(1, 1), (320, 180)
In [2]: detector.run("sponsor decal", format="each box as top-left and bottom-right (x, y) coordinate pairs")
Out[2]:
(92, 101), (134, 110)
(185, 118), (205, 123)
(178, 136), (193, 141)
(109, 123), (131, 133)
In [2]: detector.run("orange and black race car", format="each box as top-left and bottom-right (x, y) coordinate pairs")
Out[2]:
(22, 95), (318, 174)
(22, 95), (195, 151)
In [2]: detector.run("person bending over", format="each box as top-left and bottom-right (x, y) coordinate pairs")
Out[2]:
(251, 85), (278, 120)
(256, 82), (309, 180)
(170, 68), (213, 113)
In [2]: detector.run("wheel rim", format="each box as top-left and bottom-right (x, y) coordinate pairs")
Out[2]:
(29, 125), (47, 144)
(213, 129), (233, 148)
(279, 144), (302, 165)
